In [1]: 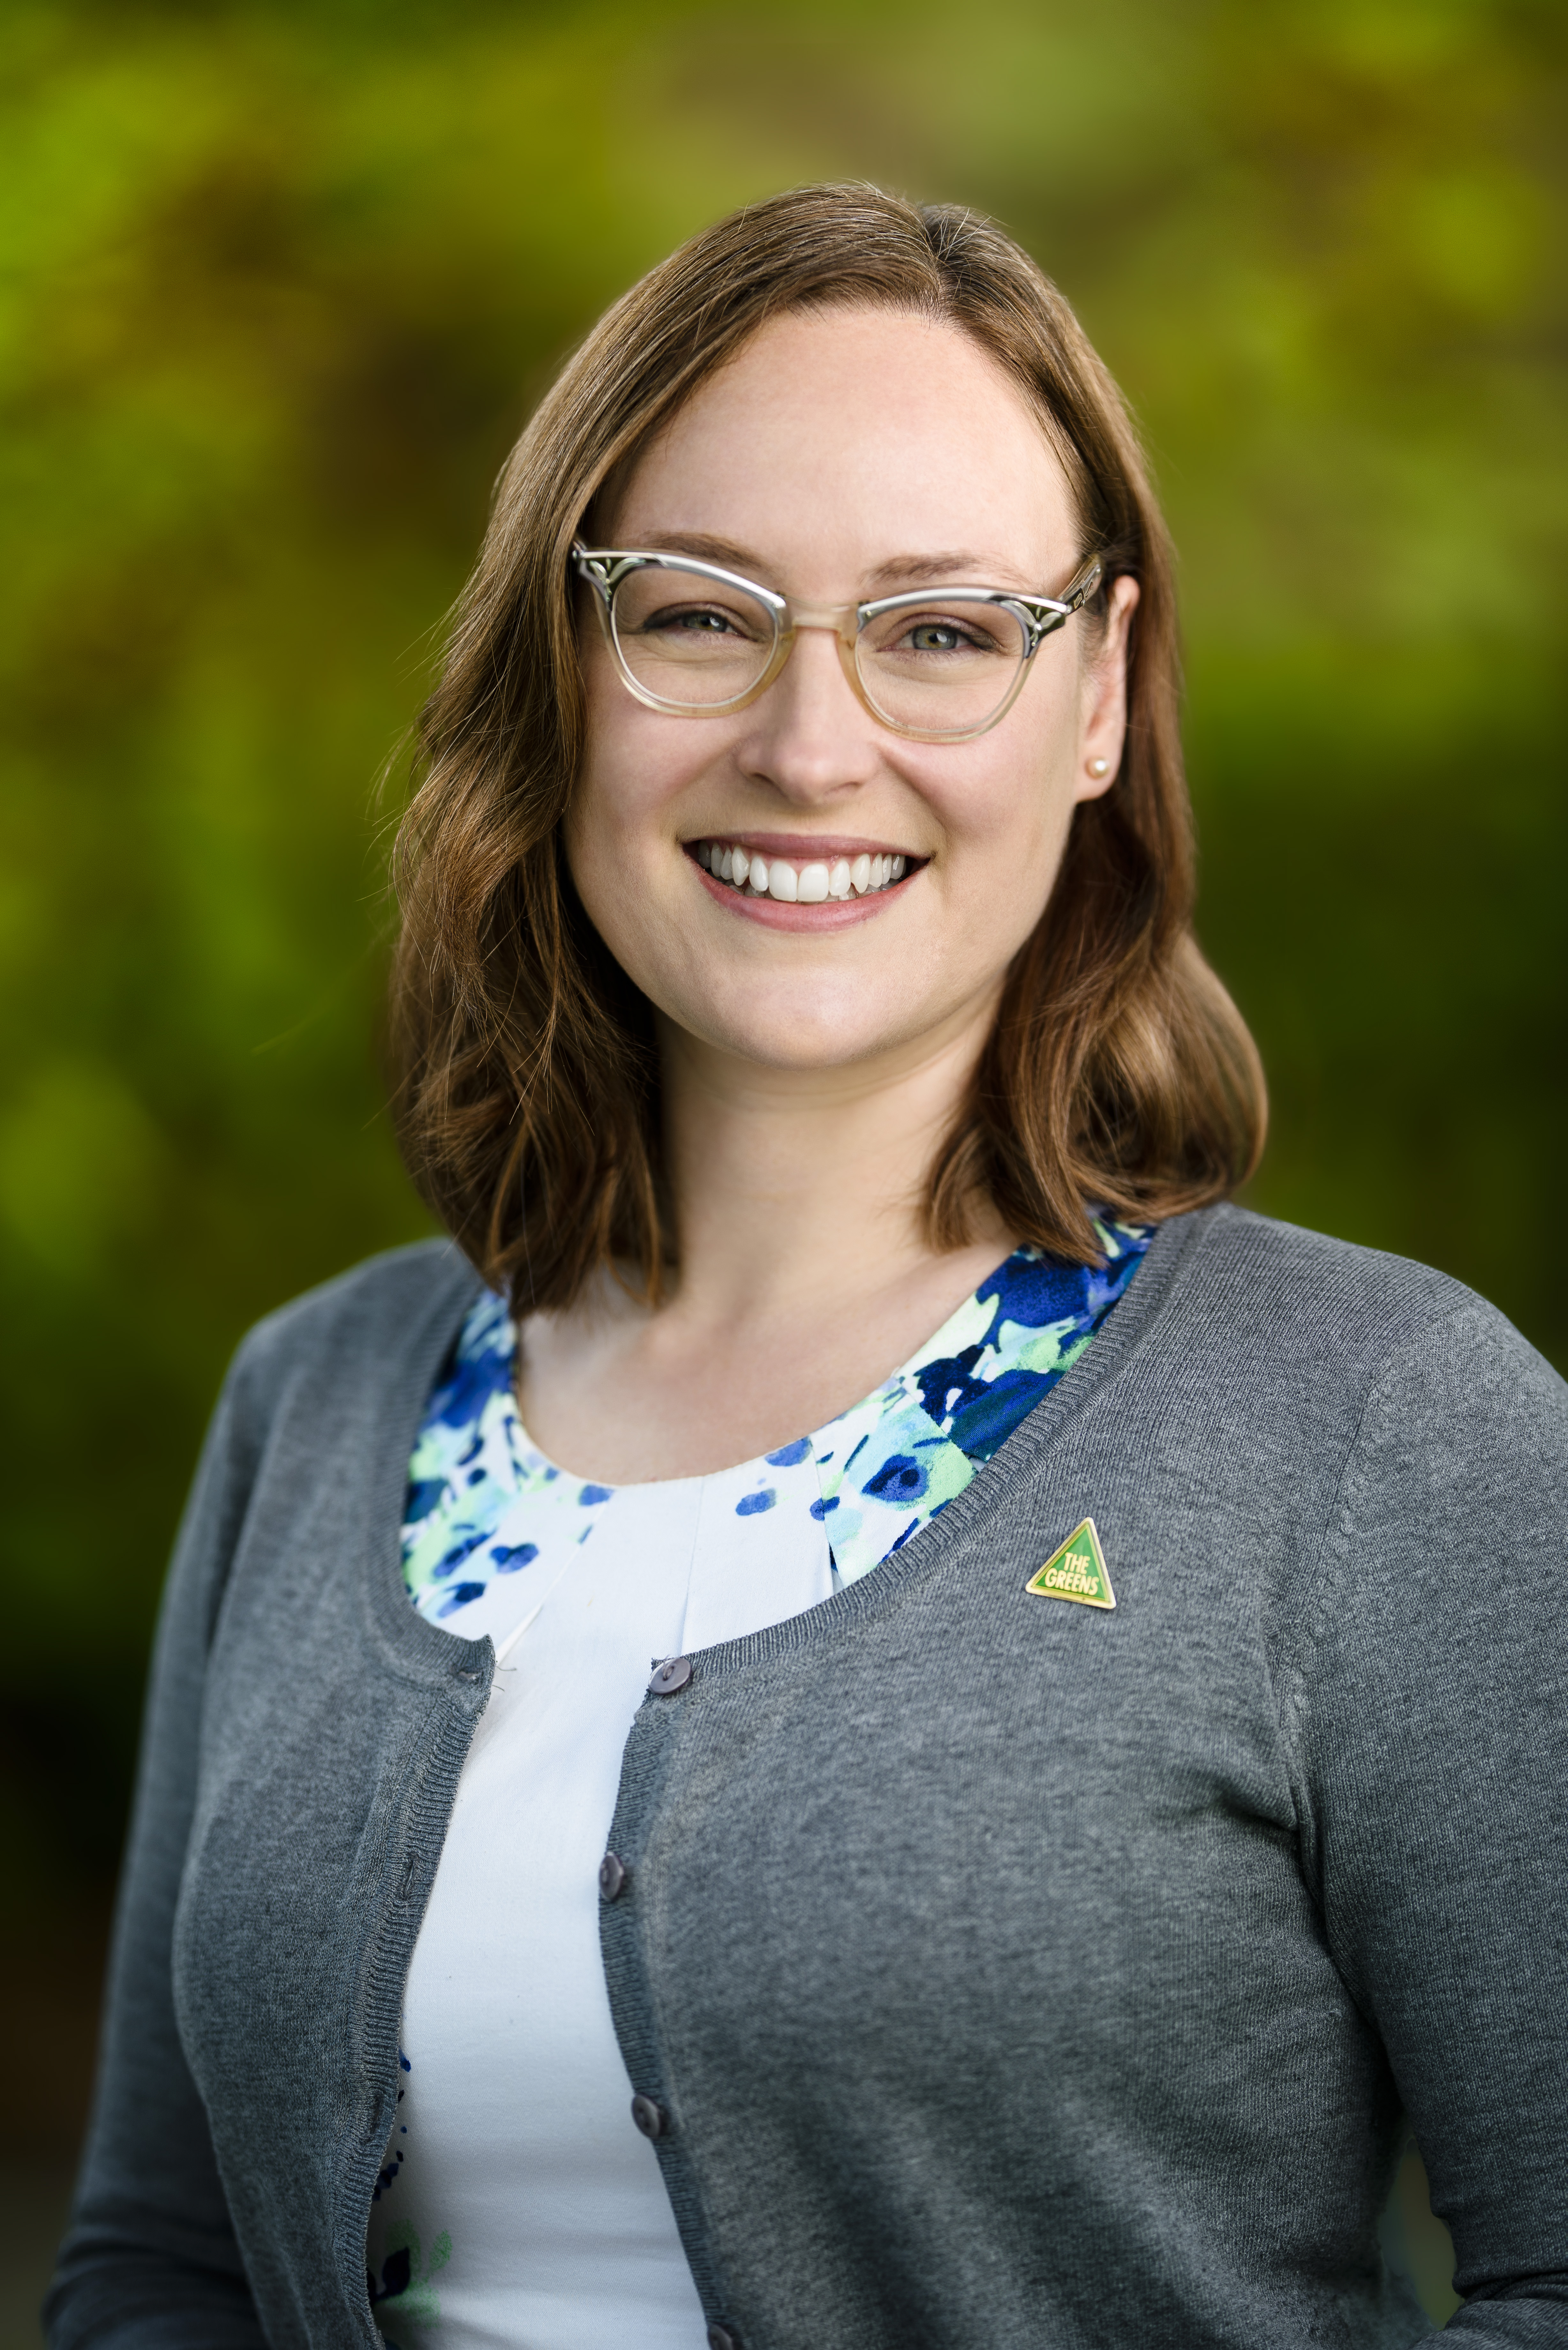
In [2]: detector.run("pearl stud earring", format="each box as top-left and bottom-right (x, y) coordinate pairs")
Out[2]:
(1088, 757), (1110, 778)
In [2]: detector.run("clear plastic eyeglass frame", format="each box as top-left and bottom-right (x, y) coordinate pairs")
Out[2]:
(571, 541), (1105, 744)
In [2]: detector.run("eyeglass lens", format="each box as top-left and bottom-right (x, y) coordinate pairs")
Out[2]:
(608, 563), (1029, 732)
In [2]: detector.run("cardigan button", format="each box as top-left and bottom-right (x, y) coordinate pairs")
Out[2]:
(599, 1851), (627, 1902)
(707, 2328), (740, 2350)
(630, 2093), (667, 2139)
(648, 1655), (693, 1696)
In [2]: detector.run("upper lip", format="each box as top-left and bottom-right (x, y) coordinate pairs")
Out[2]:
(685, 832), (924, 860)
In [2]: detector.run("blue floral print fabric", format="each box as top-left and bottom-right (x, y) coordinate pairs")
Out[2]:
(402, 1218), (1154, 1622)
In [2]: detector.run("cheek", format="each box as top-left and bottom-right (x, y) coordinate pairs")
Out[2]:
(927, 724), (1078, 904)
(950, 805), (1075, 974)
(566, 707), (710, 1006)
(562, 774), (667, 1012)
(575, 664), (711, 860)
(567, 736), (664, 921)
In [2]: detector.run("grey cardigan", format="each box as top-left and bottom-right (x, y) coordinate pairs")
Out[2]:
(46, 1206), (1568, 2349)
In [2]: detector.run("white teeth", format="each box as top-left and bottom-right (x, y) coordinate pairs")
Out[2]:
(698, 842), (912, 900)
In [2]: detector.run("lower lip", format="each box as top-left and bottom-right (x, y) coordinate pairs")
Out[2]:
(691, 860), (917, 930)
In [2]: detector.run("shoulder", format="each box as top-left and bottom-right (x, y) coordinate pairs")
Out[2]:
(1121, 1204), (1566, 1523)
(224, 1238), (484, 1431)
(1176, 1201), (1479, 1340)
(1166, 1201), (1556, 1396)
(1161, 1202), (1566, 1514)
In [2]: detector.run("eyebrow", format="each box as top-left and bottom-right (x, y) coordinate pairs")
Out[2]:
(864, 552), (1035, 592)
(622, 530), (767, 573)
(613, 531), (1040, 595)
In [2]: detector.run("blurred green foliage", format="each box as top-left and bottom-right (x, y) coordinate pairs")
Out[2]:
(1, 0), (1564, 2028)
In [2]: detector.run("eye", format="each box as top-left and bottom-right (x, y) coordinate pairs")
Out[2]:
(902, 620), (976, 655)
(639, 602), (759, 641)
(882, 610), (1005, 659)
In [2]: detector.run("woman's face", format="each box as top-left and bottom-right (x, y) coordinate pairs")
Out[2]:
(568, 306), (1137, 1077)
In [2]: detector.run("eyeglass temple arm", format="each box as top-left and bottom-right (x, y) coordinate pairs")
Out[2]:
(1014, 555), (1106, 654)
(1061, 553), (1105, 610)
(572, 544), (620, 602)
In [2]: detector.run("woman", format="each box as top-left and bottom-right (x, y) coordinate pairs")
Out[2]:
(48, 185), (1568, 2350)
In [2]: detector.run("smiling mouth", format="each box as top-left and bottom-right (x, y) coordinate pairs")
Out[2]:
(690, 840), (916, 903)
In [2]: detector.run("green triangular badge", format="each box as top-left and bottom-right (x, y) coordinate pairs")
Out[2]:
(1025, 1518), (1115, 1610)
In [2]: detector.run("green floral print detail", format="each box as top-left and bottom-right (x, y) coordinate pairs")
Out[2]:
(368, 2222), (451, 2343)
(811, 1214), (1150, 1583)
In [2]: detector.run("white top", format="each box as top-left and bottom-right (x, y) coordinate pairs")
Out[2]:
(366, 1227), (1151, 2348)
(369, 1457), (830, 2348)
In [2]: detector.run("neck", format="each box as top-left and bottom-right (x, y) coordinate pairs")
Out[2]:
(515, 991), (1020, 1482)
(656, 993), (1009, 1338)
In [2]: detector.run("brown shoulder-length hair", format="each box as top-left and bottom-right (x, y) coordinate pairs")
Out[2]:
(389, 182), (1265, 1309)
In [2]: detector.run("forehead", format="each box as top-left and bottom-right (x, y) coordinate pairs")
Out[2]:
(605, 307), (1076, 584)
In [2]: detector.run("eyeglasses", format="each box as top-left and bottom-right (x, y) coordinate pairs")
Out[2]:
(572, 542), (1104, 744)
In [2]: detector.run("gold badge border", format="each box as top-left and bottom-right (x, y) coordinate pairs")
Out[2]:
(1024, 1515), (1116, 1610)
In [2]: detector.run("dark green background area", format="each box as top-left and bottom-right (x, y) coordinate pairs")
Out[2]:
(3, 0), (1564, 2330)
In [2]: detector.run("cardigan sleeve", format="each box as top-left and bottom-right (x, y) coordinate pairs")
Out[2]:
(45, 1354), (270, 2350)
(1294, 1295), (1568, 2342)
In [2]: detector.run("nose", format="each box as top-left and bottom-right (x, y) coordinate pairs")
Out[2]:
(733, 623), (883, 804)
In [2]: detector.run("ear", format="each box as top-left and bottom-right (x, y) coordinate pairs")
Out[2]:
(1073, 574), (1140, 804)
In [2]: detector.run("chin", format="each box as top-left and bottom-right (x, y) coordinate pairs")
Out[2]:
(692, 993), (930, 1072)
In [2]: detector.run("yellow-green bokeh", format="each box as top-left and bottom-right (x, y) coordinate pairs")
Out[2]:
(2, 4), (1564, 2315)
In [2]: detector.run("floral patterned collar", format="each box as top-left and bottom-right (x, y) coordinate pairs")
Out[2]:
(402, 1219), (1154, 1625)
